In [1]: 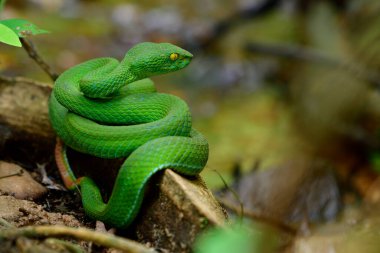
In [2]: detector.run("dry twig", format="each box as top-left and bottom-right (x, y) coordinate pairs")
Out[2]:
(0, 169), (23, 179)
(0, 225), (157, 253)
(20, 38), (59, 81)
(245, 42), (380, 89)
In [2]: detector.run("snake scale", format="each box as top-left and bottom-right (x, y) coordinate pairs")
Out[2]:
(48, 42), (209, 228)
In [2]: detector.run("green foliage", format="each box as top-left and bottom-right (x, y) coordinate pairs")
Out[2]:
(0, 23), (21, 47)
(0, 1), (49, 47)
(0, 19), (49, 38)
(194, 222), (278, 253)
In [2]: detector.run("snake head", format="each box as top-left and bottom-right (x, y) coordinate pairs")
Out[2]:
(126, 42), (193, 78)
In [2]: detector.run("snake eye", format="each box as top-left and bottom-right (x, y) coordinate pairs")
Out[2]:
(170, 53), (179, 61)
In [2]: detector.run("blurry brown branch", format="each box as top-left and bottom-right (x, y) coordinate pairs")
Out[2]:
(0, 75), (52, 88)
(0, 225), (157, 253)
(245, 42), (380, 89)
(218, 197), (297, 235)
(20, 38), (59, 81)
(185, 0), (280, 52)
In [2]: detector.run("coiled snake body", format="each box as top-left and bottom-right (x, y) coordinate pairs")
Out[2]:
(48, 42), (209, 228)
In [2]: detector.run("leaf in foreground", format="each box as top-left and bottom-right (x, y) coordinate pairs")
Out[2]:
(194, 222), (278, 253)
(0, 18), (49, 37)
(0, 23), (21, 47)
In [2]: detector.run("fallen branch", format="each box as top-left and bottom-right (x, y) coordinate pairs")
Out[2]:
(0, 225), (157, 253)
(0, 75), (55, 163)
(0, 75), (52, 88)
(245, 42), (380, 89)
(218, 197), (297, 236)
(45, 238), (85, 253)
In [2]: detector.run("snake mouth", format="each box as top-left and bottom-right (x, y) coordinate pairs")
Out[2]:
(181, 52), (193, 59)
(170, 59), (191, 71)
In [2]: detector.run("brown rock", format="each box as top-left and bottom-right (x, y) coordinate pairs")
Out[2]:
(0, 161), (47, 200)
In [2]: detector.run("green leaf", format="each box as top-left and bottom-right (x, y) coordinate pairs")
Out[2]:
(0, 23), (21, 47)
(0, 18), (49, 37)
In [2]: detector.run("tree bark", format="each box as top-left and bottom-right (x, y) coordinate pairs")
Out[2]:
(0, 80), (54, 164)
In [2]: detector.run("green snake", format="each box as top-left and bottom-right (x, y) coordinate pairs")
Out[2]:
(48, 42), (209, 228)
